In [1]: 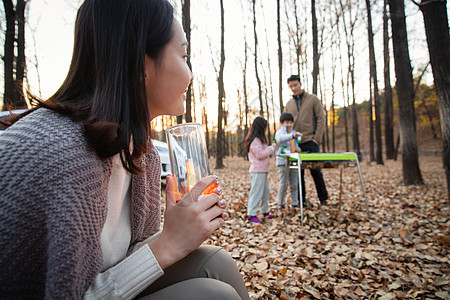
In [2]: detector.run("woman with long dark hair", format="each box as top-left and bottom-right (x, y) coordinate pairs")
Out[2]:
(0, 0), (249, 299)
(245, 117), (279, 223)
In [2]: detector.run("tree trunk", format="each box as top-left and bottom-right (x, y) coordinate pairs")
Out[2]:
(224, 108), (229, 156)
(215, 0), (225, 169)
(241, 5), (249, 145)
(259, 0), (276, 137)
(182, 0), (192, 123)
(264, 87), (271, 142)
(199, 79), (209, 153)
(335, 2), (350, 153)
(335, 0), (350, 152)
(293, 0), (301, 75)
(365, 0), (383, 165)
(243, 37), (249, 159)
(252, 0), (263, 116)
(383, 0), (395, 160)
(419, 0), (450, 202)
(237, 89), (245, 158)
(204, 107), (210, 155)
(2, 0), (28, 110)
(244, 46), (249, 131)
(388, 0), (423, 185)
(277, 0), (283, 113)
(15, 0), (26, 106)
(311, 0), (319, 95)
(369, 85), (375, 161)
(330, 27), (337, 153)
(3, 0), (15, 109)
(340, 0), (361, 157)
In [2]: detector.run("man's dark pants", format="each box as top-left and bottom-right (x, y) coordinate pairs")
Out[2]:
(298, 141), (328, 204)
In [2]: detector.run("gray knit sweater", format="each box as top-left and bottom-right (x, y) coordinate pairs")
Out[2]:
(0, 109), (161, 299)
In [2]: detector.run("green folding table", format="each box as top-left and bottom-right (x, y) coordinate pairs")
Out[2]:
(280, 152), (369, 224)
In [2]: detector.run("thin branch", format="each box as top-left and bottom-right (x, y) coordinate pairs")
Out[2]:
(207, 39), (218, 75)
(413, 62), (430, 99)
(411, 0), (443, 6)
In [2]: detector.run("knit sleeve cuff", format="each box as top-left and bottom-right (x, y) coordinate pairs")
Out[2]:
(84, 245), (164, 300)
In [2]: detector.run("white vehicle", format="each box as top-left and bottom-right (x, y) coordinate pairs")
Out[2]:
(152, 139), (171, 179)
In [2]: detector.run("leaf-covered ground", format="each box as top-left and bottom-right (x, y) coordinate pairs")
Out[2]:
(165, 155), (450, 299)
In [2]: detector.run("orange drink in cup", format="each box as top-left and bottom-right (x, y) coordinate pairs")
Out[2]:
(166, 123), (213, 202)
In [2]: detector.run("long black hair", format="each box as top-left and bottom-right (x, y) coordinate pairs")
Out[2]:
(245, 116), (268, 152)
(26, 0), (174, 174)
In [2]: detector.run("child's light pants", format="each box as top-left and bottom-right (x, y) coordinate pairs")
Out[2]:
(247, 172), (270, 216)
(277, 165), (299, 207)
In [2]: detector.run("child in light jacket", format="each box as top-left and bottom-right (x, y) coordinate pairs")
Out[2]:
(275, 112), (303, 209)
(245, 117), (279, 223)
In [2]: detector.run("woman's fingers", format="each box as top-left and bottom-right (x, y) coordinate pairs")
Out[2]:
(203, 198), (225, 219)
(165, 175), (178, 208)
(178, 175), (219, 206)
(154, 175), (227, 267)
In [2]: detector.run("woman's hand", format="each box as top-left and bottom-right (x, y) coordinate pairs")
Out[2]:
(149, 175), (226, 269)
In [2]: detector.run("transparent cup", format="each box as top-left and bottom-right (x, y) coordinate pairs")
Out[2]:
(166, 123), (216, 202)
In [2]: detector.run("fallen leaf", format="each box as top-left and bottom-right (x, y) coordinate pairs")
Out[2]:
(303, 284), (321, 299)
(379, 293), (394, 300)
(254, 260), (268, 272)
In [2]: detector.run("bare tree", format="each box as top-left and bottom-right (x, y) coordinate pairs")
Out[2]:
(311, 0), (319, 95)
(252, 0), (263, 116)
(340, 0), (361, 157)
(197, 78), (210, 154)
(365, 0), (383, 165)
(197, 77), (209, 153)
(334, 0), (349, 152)
(27, 23), (42, 97)
(243, 41), (249, 134)
(293, 0), (300, 75)
(237, 89), (246, 157)
(369, 80), (375, 161)
(388, 0), (423, 185)
(383, 0), (395, 159)
(215, 0), (226, 169)
(181, 0), (192, 123)
(239, 0), (250, 158)
(277, 0), (283, 113)
(2, 0), (29, 110)
(331, 43), (336, 153)
(259, 1), (276, 135)
(416, 0), (450, 201)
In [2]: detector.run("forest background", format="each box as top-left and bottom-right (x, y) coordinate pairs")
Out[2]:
(1, 0), (449, 298)
(1, 0), (448, 191)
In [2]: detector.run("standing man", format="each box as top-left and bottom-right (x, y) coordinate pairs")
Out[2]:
(284, 75), (328, 206)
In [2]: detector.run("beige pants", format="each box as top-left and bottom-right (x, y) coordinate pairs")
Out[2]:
(137, 246), (250, 300)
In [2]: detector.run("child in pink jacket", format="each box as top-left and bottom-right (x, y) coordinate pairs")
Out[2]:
(245, 117), (279, 223)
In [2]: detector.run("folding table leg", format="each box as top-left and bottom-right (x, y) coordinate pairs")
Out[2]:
(339, 168), (343, 211)
(297, 153), (303, 225)
(355, 157), (370, 217)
